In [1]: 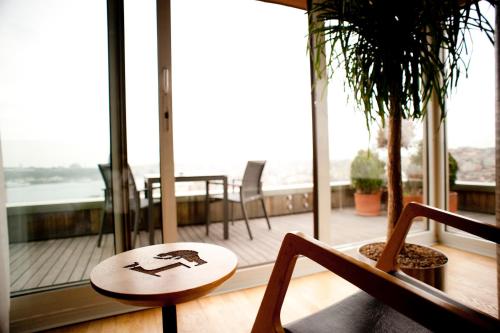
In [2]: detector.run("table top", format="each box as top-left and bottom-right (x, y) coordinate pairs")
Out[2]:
(90, 242), (237, 307)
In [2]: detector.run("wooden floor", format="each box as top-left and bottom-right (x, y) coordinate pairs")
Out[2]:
(45, 244), (498, 333)
(9, 208), (486, 294)
(7, 208), (414, 294)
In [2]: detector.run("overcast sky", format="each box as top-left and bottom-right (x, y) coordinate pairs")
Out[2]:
(0, 0), (495, 169)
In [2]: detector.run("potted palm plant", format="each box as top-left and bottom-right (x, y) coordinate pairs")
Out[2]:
(308, 0), (495, 289)
(350, 150), (385, 216)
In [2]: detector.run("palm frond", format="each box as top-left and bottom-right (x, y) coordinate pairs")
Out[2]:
(308, 0), (496, 126)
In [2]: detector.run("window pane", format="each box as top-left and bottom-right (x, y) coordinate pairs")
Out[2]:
(124, 0), (162, 248)
(327, 59), (427, 247)
(446, 3), (495, 234)
(0, 0), (111, 295)
(171, 0), (313, 268)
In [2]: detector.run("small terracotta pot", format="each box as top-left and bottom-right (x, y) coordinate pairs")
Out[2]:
(354, 192), (382, 216)
(449, 191), (458, 212)
(403, 194), (423, 207)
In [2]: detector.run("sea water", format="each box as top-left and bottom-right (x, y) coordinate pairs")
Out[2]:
(6, 180), (104, 203)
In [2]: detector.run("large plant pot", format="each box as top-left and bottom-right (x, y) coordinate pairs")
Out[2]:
(403, 194), (423, 207)
(358, 242), (448, 291)
(354, 192), (381, 216)
(449, 191), (458, 212)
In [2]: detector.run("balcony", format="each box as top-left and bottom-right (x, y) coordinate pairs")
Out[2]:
(7, 182), (494, 295)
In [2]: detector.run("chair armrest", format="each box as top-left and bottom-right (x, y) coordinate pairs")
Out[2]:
(252, 231), (499, 333)
(377, 202), (500, 273)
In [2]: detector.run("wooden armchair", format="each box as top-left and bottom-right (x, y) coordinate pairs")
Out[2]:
(252, 203), (500, 332)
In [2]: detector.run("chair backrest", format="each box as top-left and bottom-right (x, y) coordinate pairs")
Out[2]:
(241, 160), (266, 198)
(97, 163), (139, 210)
(98, 164), (112, 203)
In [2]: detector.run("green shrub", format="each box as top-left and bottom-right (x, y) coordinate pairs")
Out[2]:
(449, 152), (459, 188)
(403, 179), (423, 195)
(350, 150), (385, 194)
(405, 142), (423, 195)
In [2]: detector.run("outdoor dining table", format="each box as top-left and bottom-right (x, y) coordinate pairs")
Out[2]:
(144, 174), (229, 244)
(90, 242), (237, 332)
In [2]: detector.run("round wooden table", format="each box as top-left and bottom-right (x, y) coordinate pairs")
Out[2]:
(90, 242), (238, 332)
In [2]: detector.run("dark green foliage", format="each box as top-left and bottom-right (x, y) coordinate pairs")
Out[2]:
(308, 0), (496, 127)
(409, 142), (423, 168)
(448, 152), (459, 187)
(404, 179), (423, 195)
(404, 142), (423, 194)
(350, 150), (385, 193)
(352, 178), (384, 194)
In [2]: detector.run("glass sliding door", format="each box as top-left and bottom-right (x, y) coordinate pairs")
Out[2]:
(327, 60), (428, 247)
(171, 0), (313, 268)
(0, 0), (111, 296)
(124, 0), (162, 248)
(445, 2), (495, 237)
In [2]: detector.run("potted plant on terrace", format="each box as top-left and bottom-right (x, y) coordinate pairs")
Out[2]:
(308, 0), (495, 289)
(350, 150), (385, 216)
(403, 142), (423, 206)
(402, 149), (459, 211)
(449, 152), (459, 212)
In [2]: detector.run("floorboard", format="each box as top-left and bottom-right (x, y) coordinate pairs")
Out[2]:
(40, 237), (76, 286)
(25, 238), (71, 290)
(69, 236), (98, 282)
(53, 236), (91, 286)
(11, 239), (58, 291)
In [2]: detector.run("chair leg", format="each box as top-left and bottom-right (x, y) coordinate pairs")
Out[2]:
(240, 202), (253, 240)
(97, 208), (106, 247)
(132, 210), (139, 248)
(231, 202), (235, 225)
(132, 198), (140, 247)
(205, 181), (210, 236)
(261, 198), (271, 230)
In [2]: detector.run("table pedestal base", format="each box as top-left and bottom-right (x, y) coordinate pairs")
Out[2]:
(162, 305), (177, 332)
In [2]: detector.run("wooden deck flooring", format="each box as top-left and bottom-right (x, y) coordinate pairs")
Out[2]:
(9, 208), (488, 294)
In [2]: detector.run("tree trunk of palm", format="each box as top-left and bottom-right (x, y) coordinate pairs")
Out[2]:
(387, 95), (403, 240)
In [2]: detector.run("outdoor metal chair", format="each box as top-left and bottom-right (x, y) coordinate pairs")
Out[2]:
(251, 203), (500, 332)
(97, 164), (152, 247)
(211, 160), (271, 240)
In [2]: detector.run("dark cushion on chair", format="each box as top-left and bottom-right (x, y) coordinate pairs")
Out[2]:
(284, 291), (432, 333)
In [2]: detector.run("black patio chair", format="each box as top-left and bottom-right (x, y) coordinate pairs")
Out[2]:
(97, 164), (152, 247)
(212, 161), (271, 240)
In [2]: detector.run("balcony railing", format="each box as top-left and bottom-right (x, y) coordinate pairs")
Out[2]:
(6, 181), (494, 243)
(7, 181), (494, 295)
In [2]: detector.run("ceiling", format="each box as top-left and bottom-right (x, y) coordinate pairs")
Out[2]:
(258, 0), (307, 10)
